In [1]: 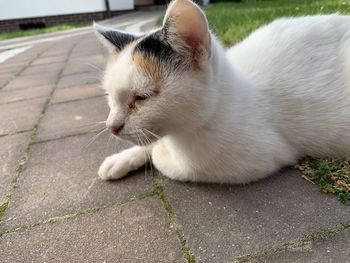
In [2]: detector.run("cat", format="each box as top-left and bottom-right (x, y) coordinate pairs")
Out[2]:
(94, 0), (350, 184)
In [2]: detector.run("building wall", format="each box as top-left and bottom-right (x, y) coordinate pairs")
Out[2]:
(0, 0), (133, 21)
(135, 0), (154, 6)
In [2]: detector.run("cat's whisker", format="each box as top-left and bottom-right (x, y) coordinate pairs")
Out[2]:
(142, 128), (161, 140)
(84, 63), (105, 73)
(84, 128), (108, 148)
(139, 129), (154, 176)
(75, 121), (106, 130)
(107, 134), (113, 150)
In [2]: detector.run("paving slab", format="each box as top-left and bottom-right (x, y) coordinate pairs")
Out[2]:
(20, 62), (65, 76)
(1, 132), (152, 229)
(257, 227), (350, 263)
(0, 197), (185, 263)
(57, 71), (101, 88)
(0, 98), (46, 136)
(37, 95), (108, 141)
(62, 54), (106, 76)
(0, 62), (28, 75)
(0, 72), (16, 80)
(4, 54), (36, 64)
(2, 73), (58, 91)
(31, 55), (67, 66)
(0, 132), (31, 204)
(0, 78), (10, 88)
(0, 85), (53, 105)
(164, 170), (350, 263)
(70, 47), (106, 58)
(50, 83), (105, 104)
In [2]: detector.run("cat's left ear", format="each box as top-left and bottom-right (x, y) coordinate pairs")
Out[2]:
(163, 0), (211, 59)
(93, 22), (138, 53)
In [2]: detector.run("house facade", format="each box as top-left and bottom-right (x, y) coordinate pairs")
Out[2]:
(0, 0), (134, 32)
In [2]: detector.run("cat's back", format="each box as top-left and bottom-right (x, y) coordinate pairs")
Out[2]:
(226, 15), (350, 157)
(227, 14), (350, 88)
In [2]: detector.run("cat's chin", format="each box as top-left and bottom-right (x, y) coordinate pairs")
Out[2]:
(116, 133), (157, 146)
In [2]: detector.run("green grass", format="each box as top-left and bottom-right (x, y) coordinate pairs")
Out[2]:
(205, 0), (350, 45)
(0, 23), (88, 40)
(297, 158), (350, 204)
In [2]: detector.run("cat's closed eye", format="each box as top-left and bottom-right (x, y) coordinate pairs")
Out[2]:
(129, 93), (150, 109)
(135, 94), (149, 101)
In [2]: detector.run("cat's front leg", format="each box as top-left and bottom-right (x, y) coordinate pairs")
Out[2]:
(151, 142), (191, 181)
(98, 145), (152, 180)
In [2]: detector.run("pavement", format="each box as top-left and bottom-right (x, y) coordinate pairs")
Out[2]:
(0, 10), (349, 263)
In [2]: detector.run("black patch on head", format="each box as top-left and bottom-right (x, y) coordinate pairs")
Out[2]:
(99, 29), (138, 51)
(134, 29), (175, 64)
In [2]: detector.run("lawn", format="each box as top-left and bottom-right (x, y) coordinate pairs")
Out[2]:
(0, 23), (88, 40)
(202, 0), (350, 204)
(206, 0), (350, 45)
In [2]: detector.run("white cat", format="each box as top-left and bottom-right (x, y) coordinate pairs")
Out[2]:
(95, 0), (350, 184)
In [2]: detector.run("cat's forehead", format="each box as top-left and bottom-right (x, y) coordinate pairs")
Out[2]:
(105, 34), (168, 93)
(105, 47), (135, 93)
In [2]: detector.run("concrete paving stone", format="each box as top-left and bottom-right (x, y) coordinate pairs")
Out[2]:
(0, 98), (46, 136)
(2, 73), (58, 91)
(0, 78), (10, 88)
(5, 54), (36, 64)
(0, 85), (53, 105)
(257, 228), (350, 263)
(22, 43), (53, 55)
(37, 96), (108, 141)
(0, 72), (16, 80)
(70, 49), (106, 58)
(40, 50), (70, 58)
(31, 55), (67, 66)
(20, 62), (65, 76)
(50, 83), (105, 104)
(57, 71), (101, 88)
(0, 197), (185, 263)
(1, 132), (153, 229)
(0, 132), (31, 204)
(62, 54), (106, 76)
(164, 170), (350, 263)
(0, 62), (27, 75)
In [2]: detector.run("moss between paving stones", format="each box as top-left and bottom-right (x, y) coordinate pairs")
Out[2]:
(233, 220), (350, 263)
(152, 174), (196, 263)
(297, 158), (350, 205)
(0, 202), (8, 223)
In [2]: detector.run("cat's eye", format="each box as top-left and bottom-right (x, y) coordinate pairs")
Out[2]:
(135, 95), (148, 101)
(129, 94), (150, 109)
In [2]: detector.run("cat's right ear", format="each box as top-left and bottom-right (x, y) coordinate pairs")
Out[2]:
(93, 22), (138, 53)
(162, 0), (211, 59)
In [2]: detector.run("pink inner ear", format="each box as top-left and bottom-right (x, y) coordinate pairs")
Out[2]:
(164, 0), (211, 54)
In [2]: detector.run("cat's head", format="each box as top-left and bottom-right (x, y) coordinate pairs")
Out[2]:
(95, 0), (214, 144)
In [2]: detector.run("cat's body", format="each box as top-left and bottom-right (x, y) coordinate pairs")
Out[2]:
(228, 15), (350, 160)
(95, 0), (350, 184)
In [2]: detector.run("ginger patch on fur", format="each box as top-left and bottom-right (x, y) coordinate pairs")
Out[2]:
(133, 52), (164, 89)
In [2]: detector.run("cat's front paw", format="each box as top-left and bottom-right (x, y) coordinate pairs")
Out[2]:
(98, 153), (131, 180)
(98, 146), (148, 180)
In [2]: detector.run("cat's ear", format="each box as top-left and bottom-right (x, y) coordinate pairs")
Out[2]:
(163, 0), (211, 58)
(93, 22), (138, 53)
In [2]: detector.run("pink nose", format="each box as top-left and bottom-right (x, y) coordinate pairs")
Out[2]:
(108, 124), (124, 135)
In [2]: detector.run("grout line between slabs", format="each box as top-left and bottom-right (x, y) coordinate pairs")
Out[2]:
(0, 43), (56, 91)
(0, 193), (152, 238)
(0, 40), (79, 226)
(152, 173), (197, 263)
(231, 220), (350, 263)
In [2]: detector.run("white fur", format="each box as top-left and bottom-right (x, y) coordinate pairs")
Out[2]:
(98, 3), (350, 183)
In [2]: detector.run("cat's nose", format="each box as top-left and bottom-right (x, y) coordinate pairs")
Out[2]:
(107, 124), (124, 135)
